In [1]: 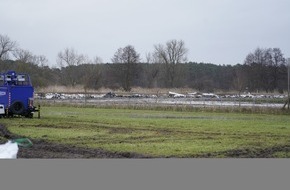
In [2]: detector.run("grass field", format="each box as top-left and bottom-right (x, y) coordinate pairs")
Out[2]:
(2, 106), (290, 158)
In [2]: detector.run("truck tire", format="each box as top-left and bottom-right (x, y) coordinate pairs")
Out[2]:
(10, 101), (25, 115)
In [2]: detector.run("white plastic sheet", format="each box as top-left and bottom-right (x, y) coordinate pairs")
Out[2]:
(0, 141), (19, 159)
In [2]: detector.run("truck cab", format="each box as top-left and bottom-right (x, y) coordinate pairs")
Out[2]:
(0, 70), (37, 118)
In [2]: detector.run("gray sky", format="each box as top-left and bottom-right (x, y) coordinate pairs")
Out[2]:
(1, 0), (289, 66)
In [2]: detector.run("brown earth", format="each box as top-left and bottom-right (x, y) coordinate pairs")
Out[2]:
(17, 139), (152, 158)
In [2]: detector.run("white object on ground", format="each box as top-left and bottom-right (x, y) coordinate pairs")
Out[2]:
(0, 141), (19, 159)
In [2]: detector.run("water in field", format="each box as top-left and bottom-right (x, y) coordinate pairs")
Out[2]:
(39, 97), (285, 109)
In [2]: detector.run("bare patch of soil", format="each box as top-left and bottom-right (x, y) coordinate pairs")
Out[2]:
(221, 146), (290, 158)
(193, 146), (290, 158)
(17, 139), (151, 158)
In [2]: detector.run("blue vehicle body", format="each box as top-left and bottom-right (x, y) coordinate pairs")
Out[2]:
(0, 71), (37, 117)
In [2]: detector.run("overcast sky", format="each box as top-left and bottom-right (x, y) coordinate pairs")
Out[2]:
(1, 0), (289, 66)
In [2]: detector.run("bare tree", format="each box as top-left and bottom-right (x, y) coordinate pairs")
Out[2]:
(244, 48), (269, 91)
(112, 45), (140, 64)
(154, 39), (188, 87)
(111, 45), (140, 91)
(245, 48), (265, 65)
(144, 52), (160, 87)
(34, 55), (49, 67)
(13, 48), (49, 67)
(57, 48), (87, 86)
(57, 48), (86, 67)
(13, 48), (34, 63)
(0, 34), (17, 60)
(83, 64), (102, 91)
(82, 55), (103, 90)
(244, 47), (286, 92)
(232, 64), (249, 106)
(270, 48), (286, 91)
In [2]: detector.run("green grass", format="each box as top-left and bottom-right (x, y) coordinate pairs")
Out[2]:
(2, 106), (290, 157)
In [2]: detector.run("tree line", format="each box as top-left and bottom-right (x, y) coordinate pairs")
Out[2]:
(0, 34), (289, 93)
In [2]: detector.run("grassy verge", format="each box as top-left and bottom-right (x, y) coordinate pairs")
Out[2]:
(1, 106), (290, 157)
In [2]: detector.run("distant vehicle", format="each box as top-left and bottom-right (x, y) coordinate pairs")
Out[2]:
(0, 71), (38, 118)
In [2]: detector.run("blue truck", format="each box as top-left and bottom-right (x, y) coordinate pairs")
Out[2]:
(0, 70), (38, 118)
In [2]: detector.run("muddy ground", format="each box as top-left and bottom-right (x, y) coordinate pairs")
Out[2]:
(1, 124), (290, 158)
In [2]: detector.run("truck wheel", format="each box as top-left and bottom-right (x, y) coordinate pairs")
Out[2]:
(10, 101), (25, 115)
